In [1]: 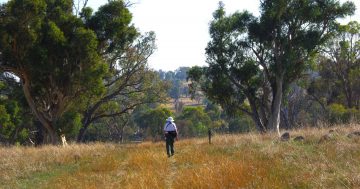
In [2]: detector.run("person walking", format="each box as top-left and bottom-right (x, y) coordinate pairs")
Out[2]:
(164, 117), (178, 157)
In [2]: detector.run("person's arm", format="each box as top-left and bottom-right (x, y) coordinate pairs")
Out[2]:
(164, 122), (172, 137)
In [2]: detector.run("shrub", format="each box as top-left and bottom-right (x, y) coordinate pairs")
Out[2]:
(328, 103), (359, 124)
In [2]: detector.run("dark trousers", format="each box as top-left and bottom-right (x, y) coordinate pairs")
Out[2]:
(165, 135), (175, 157)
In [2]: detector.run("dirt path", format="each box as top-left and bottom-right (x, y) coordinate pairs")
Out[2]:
(165, 157), (177, 189)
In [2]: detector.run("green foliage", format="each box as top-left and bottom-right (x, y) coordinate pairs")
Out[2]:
(0, 74), (35, 144)
(135, 106), (172, 139)
(84, 122), (110, 142)
(188, 5), (262, 128)
(17, 128), (29, 142)
(0, 0), (168, 144)
(328, 103), (360, 124)
(55, 111), (81, 139)
(0, 0), (109, 143)
(158, 67), (191, 100)
(0, 100), (25, 143)
(178, 106), (211, 136)
(86, 0), (137, 54)
(314, 21), (360, 110)
(77, 8), (167, 141)
(299, 47), (353, 125)
(205, 102), (221, 121)
(0, 105), (11, 129)
(189, 0), (355, 132)
(227, 116), (254, 133)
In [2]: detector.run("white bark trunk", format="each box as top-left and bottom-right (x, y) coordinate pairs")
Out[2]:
(267, 75), (283, 137)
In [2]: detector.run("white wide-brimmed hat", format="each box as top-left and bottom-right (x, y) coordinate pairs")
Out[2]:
(166, 117), (174, 122)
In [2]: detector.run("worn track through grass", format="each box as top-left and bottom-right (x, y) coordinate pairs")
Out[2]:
(165, 157), (177, 189)
(1, 124), (360, 188)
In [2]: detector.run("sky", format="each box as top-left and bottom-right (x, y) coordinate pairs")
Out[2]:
(0, 0), (359, 71)
(93, 0), (261, 71)
(104, 0), (261, 71)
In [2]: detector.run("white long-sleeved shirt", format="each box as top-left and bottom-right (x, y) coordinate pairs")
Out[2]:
(164, 121), (177, 132)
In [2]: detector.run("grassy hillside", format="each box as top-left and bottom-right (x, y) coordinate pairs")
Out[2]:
(1, 124), (360, 189)
(163, 97), (203, 111)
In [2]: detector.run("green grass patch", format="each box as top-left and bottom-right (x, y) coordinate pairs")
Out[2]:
(13, 163), (80, 189)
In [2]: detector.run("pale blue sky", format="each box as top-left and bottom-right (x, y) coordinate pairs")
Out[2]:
(1, 0), (359, 71)
(91, 0), (261, 71)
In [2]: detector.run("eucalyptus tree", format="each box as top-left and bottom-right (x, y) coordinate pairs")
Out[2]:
(77, 2), (168, 142)
(319, 21), (360, 109)
(0, 0), (106, 144)
(77, 33), (168, 142)
(0, 0), (168, 144)
(189, 0), (355, 135)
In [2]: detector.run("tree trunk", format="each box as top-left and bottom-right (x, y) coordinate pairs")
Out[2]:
(119, 127), (124, 143)
(345, 84), (353, 108)
(77, 127), (87, 142)
(248, 96), (266, 133)
(266, 75), (283, 137)
(21, 76), (58, 144)
(119, 119), (129, 143)
(77, 101), (101, 142)
(281, 108), (290, 129)
(259, 82), (271, 128)
(34, 121), (45, 146)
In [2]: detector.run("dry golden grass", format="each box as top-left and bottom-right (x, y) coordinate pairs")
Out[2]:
(1, 124), (359, 189)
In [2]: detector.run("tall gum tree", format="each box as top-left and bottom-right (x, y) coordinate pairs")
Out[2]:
(319, 21), (360, 109)
(189, 0), (355, 135)
(0, 0), (107, 144)
(76, 1), (168, 142)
